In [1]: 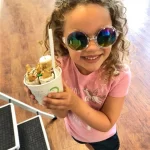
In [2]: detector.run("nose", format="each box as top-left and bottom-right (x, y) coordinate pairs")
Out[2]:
(85, 37), (99, 51)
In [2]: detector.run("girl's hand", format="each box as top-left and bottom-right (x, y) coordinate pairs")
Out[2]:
(24, 86), (37, 104)
(43, 82), (79, 111)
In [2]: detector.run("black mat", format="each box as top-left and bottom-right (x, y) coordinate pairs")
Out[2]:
(18, 116), (49, 150)
(0, 104), (16, 150)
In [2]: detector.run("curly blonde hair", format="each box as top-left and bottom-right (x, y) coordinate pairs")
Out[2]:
(44, 0), (130, 80)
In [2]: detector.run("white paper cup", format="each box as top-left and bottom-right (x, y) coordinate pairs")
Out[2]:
(24, 67), (63, 104)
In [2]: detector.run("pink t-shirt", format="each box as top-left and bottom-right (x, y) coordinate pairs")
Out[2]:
(58, 56), (131, 143)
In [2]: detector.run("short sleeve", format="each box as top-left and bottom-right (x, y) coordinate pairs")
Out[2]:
(108, 66), (131, 97)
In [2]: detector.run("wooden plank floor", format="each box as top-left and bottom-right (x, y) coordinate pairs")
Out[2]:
(0, 0), (150, 149)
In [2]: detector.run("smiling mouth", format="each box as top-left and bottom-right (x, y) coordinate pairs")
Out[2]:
(81, 54), (102, 61)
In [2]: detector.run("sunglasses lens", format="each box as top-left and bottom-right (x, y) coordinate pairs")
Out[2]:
(67, 31), (88, 50)
(97, 28), (116, 47)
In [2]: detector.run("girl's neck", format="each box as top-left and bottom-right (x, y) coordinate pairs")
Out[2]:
(75, 63), (98, 75)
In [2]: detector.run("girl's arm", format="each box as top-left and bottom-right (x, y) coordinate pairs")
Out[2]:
(42, 78), (128, 131)
(71, 95), (125, 132)
(49, 109), (68, 118)
(44, 89), (125, 132)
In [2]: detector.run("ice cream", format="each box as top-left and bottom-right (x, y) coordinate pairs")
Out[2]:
(25, 64), (40, 85)
(24, 29), (63, 104)
(38, 55), (54, 84)
(39, 55), (52, 69)
(25, 55), (55, 85)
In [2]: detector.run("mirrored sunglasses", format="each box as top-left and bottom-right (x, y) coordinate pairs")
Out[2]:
(63, 27), (117, 51)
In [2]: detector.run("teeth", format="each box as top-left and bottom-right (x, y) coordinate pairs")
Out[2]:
(85, 56), (99, 60)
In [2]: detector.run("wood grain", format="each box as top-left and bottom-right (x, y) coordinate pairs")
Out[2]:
(0, 0), (150, 149)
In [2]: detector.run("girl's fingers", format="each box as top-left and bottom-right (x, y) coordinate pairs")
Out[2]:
(24, 86), (34, 98)
(24, 85), (38, 104)
(24, 86), (32, 96)
(44, 98), (63, 105)
(30, 94), (35, 99)
(29, 94), (38, 104)
(24, 86), (29, 93)
(44, 103), (65, 110)
(43, 98), (65, 107)
(47, 92), (67, 99)
(33, 99), (38, 104)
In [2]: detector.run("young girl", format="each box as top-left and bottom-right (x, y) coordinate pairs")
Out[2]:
(25, 0), (131, 149)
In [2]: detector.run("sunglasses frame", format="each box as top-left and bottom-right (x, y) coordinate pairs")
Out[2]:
(62, 26), (118, 51)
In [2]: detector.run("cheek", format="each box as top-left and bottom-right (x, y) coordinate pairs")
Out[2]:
(68, 49), (81, 61)
(104, 47), (111, 56)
